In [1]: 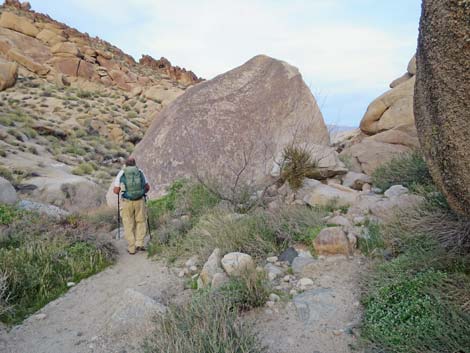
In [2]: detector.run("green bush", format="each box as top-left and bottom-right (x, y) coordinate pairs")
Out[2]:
(0, 204), (20, 225)
(72, 162), (96, 175)
(361, 197), (470, 353)
(220, 269), (271, 311)
(0, 211), (114, 324)
(279, 145), (319, 190)
(357, 221), (385, 257)
(372, 150), (432, 192)
(0, 166), (14, 183)
(143, 290), (265, 353)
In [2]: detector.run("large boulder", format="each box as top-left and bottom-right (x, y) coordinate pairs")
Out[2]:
(360, 76), (415, 135)
(0, 177), (17, 204)
(0, 11), (39, 37)
(414, 0), (470, 216)
(313, 227), (356, 256)
(0, 59), (17, 91)
(132, 55), (329, 196)
(338, 56), (419, 175)
(198, 248), (224, 288)
(221, 252), (255, 276)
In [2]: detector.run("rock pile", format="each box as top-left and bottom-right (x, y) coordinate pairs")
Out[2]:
(0, 1), (200, 96)
(338, 55), (419, 175)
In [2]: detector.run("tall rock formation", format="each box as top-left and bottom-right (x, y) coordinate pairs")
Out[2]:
(414, 0), (470, 216)
(131, 55), (330, 197)
(338, 56), (419, 175)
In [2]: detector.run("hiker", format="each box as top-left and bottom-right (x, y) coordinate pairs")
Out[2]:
(113, 157), (150, 255)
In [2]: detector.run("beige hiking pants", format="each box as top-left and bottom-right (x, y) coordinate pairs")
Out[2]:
(121, 198), (147, 253)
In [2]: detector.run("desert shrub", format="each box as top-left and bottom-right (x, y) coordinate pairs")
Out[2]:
(372, 150), (432, 192)
(72, 162), (96, 176)
(0, 115), (14, 127)
(0, 148), (6, 157)
(27, 146), (38, 155)
(279, 145), (319, 190)
(361, 194), (470, 353)
(0, 166), (14, 183)
(21, 127), (37, 139)
(0, 210), (115, 324)
(127, 111), (137, 119)
(357, 220), (386, 257)
(220, 269), (271, 311)
(0, 204), (20, 225)
(143, 290), (265, 353)
(76, 90), (93, 99)
(164, 210), (279, 261)
(0, 271), (10, 316)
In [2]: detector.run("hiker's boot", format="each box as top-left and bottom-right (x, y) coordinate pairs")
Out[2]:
(136, 246), (146, 252)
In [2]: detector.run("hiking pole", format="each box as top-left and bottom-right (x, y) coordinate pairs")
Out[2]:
(144, 194), (152, 240)
(117, 194), (121, 240)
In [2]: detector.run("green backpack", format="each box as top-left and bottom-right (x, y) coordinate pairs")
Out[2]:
(121, 166), (145, 200)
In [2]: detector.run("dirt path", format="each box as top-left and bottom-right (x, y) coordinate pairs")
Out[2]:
(0, 238), (185, 353)
(249, 255), (367, 353)
(0, 239), (366, 353)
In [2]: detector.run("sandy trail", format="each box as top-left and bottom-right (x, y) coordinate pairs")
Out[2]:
(250, 255), (366, 353)
(0, 238), (185, 353)
(0, 239), (366, 353)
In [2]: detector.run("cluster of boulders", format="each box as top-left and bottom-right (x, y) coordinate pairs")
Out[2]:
(336, 55), (418, 174)
(0, 1), (200, 97)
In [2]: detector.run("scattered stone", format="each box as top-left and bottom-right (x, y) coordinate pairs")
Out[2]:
(0, 176), (18, 204)
(189, 265), (198, 273)
(266, 256), (278, 263)
(314, 227), (356, 256)
(18, 200), (69, 219)
(177, 270), (186, 278)
(384, 185), (409, 198)
(199, 248), (224, 288)
(293, 288), (335, 325)
(211, 272), (229, 289)
(341, 171), (372, 190)
(278, 247), (298, 264)
(221, 252), (254, 276)
(266, 301), (275, 308)
(67, 282), (75, 287)
(299, 178), (359, 208)
(327, 215), (351, 227)
(292, 256), (316, 275)
(269, 293), (280, 302)
(265, 263), (284, 281)
(289, 289), (298, 296)
(296, 278), (314, 291)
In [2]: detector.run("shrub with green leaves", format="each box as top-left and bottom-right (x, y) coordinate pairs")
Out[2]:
(0, 204), (20, 225)
(372, 150), (432, 192)
(143, 290), (265, 353)
(280, 145), (319, 190)
(72, 162), (96, 175)
(0, 210), (115, 324)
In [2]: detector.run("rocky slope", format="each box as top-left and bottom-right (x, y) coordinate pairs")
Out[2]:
(0, 0), (201, 210)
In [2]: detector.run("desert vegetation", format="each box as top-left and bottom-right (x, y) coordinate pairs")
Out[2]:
(360, 151), (470, 353)
(0, 204), (116, 324)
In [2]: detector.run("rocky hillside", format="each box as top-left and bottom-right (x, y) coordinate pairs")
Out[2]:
(0, 0), (201, 211)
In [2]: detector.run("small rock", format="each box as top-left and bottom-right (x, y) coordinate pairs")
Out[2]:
(269, 293), (281, 302)
(297, 277), (314, 291)
(211, 272), (229, 289)
(327, 215), (351, 227)
(178, 270), (186, 278)
(67, 282), (75, 287)
(333, 329), (343, 336)
(292, 256), (316, 274)
(266, 256), (278, 263)
(384, 185), (408, 198)
(278, 247), (299, 264)
(34, 313), (47, 320)
(265, 263), (284, 281)
(189, 265), (198, 273)
(289, 289), (298, 296)
(353, 216), (366, 225)
(221, 252), (254, 276)
(282, 275), (291, 282)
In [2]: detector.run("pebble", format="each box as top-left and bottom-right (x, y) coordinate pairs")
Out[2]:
(189, 265), (198, 273)
(289, 289), (298, 296)
(266, 256), (278, 263)
(297, 277), (314, 291)
(67, 282), (75, 287)
(333, 330), (343, 336)
(34, 313), (47, 320)
(178, 270), (186, 278)
(266, 301), (275, 308)
(269, 293), (280, 302)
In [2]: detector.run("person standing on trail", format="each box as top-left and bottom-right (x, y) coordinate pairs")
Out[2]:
(113, 157), (150, 255)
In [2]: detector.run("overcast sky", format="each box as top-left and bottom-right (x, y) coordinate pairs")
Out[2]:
(31, 0), (421, 127)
